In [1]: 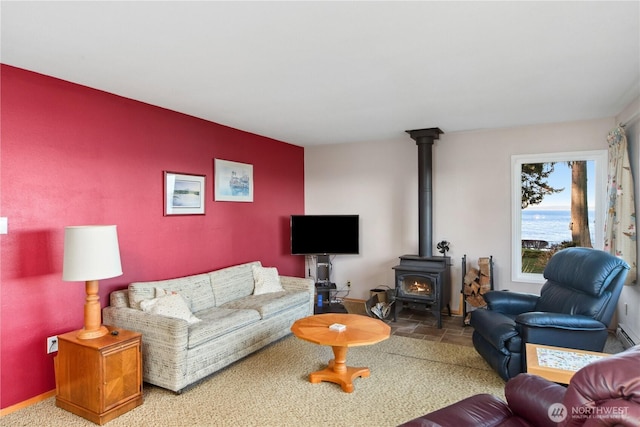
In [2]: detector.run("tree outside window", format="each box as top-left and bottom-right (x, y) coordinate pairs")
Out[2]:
(512, 151), (606, 283)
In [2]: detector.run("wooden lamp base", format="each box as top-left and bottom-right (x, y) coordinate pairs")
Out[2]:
(77, 280), (109, 340)
(77, 325), (109, 340)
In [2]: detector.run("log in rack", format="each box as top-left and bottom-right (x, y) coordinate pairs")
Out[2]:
(461, 254), (494, 326)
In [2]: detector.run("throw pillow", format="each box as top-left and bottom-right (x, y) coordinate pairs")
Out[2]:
(252, 265), (284, 295)
(155, 287), (178, 297)
(140, 293), (201, 324)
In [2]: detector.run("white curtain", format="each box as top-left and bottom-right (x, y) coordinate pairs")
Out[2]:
(604, 125), (637, 284)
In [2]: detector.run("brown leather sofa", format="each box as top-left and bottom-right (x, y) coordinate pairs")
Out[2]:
(399, 345), (640, 427)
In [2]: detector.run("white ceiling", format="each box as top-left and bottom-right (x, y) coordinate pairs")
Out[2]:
(2, 1), (639, 146)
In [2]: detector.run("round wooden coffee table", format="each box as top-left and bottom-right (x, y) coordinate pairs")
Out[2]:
(291, 313), (391, 393)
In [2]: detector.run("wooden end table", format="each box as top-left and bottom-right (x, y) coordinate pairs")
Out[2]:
(55, 326), (143, 424)
(525, 343), (609, 384)
(291, 313), (391, 393)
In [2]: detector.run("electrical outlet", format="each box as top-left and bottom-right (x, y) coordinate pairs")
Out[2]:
(47, 336), (58, 354)
(347, 281), (351, 287)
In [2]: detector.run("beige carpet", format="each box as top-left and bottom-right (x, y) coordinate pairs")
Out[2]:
(2, 335), (505, 427)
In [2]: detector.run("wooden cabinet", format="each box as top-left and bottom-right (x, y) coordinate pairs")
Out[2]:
(55, 326), (143, 425)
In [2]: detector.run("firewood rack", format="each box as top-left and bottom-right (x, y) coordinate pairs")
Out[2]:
(461, 254), (494, 326)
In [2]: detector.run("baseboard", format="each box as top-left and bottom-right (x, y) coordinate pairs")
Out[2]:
(0, 389), (56, 417)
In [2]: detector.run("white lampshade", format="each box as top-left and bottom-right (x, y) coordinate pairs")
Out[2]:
(63, 225), (123, 281)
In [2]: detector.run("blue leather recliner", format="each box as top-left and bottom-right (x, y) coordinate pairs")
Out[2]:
(470, 247), (629, 381)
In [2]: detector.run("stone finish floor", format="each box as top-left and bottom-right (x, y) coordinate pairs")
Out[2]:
(390, 308), (624, 351)
(390, 308), (473, 347)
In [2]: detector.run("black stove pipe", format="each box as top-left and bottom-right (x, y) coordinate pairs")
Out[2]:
(405, 128), (443, 257)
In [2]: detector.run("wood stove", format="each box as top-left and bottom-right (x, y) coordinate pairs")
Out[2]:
(392, 128), (451, 328)
(393, 255), (451, 328)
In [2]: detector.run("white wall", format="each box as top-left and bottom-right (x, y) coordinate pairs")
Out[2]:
(304, 138), (418, 300)
(305, 117), (616, 314)
(616, 97), (640, 341)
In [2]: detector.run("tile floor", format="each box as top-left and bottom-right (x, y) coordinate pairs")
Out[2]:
(390, 308), (474, 347)
(390, 308), (624, 352)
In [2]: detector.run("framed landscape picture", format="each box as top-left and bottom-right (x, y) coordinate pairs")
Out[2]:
(164, 171), (206, 215)
(214, 159), (253, 202)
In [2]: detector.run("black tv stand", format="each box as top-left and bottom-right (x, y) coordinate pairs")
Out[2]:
(314, 282), (347, 314)
(316, 255), (331, 284)
(315, 282), (336, 303)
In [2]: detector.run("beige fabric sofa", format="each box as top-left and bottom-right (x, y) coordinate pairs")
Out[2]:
(103, 261), (314, 393)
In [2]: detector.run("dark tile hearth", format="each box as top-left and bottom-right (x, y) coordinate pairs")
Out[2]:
(391, 308), (473, 346)
(391, 308), (625, 352)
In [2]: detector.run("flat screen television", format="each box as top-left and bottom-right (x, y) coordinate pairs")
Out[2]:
(290, 215), (359, 255)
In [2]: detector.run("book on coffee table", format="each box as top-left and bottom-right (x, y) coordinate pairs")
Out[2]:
(329, 323), (346, 332)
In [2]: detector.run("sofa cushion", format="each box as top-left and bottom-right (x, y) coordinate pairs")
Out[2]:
(140, 294), (201, 324)
(209, 261), (260, 306)
(252, 265), (284, 295)
(129, 273), (215, 312)
(221, 291), (308, 319)
(188, 307), (261, 349)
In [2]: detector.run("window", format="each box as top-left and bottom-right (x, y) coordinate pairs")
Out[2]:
(511, 150), (607, 283)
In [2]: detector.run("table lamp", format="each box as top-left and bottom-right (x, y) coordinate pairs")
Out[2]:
(62, 225), (123, 339)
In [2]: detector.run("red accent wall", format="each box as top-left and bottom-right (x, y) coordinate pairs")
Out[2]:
(0, 65), (305, 408)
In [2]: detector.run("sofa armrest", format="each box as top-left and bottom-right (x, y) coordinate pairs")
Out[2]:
(516, 312), (605, 330)
(485, 291), (539, 315)
(109, 289), (129, 308)
(505, 373), (566, 427)
(398, 393), (512, 426)
(561, 345), (640, 427)
(470, 309), (520, 352)
(280, 275), (315, 315)
(516, 312), (607, 351)
(103, 305), (192, 392)
(103, 306), (189, 349)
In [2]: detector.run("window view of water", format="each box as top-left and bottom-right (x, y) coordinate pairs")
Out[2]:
(522, 209), (596, 245)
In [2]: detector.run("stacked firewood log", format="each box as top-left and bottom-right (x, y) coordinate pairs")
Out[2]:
(463, 257), (492, 324)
